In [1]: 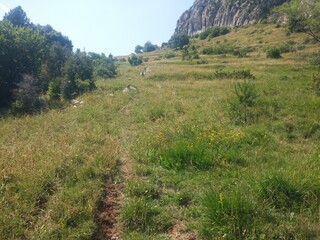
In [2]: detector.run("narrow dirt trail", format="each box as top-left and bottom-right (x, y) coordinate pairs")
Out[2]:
(96, 95), (137, 240)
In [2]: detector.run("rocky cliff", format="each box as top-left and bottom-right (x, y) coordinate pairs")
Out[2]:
(174, 0), (287, 35)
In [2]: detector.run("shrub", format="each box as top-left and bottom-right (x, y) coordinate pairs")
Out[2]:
(266, 47), (281, 58)
(76, 79), (95, 94)
(128, 54), (143, 66)
(199, 27), (230, 40)
(12, 75), (43, 113)
(47, 78), (62, 100)
(168, 34), (189, 49)
(163, 52), (176, 59)
(310, 51), (320, 66)
(228, 80), (259, 124)
(143, 41), (157, 53)
(210, 69), (255, 80)
(196, 58), (208, 65)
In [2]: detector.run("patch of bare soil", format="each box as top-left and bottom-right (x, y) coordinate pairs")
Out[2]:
(169, 222), (197, 240)
(97, 178), (123, 240)
(96, 145), (132, 240)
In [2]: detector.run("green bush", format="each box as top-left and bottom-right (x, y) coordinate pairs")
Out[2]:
(168, 34), (190, 49)
(228, 80), (259, 124)
(196, 58), (208, 65)
(76, 79), (95, 94)
(11, 75), (43, 113)
(163, 52), (176, 59)
(210, 69), (255, 80)
(199, 27), (230, 40)
(266, 47), (281, 58)
(128, 54), (143, 66)
(47, 78), (62, 100)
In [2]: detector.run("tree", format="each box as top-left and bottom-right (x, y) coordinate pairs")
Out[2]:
(3, 6), (30, 27)
(168, 34), (190, 49)
(135, 45), (143, 54)
(279, 0), (320, 42)
(128, 54), (143, 66)
(93, 53), (117, 78)
(61, 50), (95, 100)
(143, 41), (157, 52)
(0, 21), (45, 107)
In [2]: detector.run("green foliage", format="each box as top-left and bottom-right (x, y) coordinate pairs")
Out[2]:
(199, 26), (230, 40)
(182, 45), (199, 61)
(0, 7), (99, 111)
(210, 69), (255, 80)
(135, 44), (143, 54)
(0, 20), (46, 107)
(92, 53), (117, 79)
(3, 6), (30, 27)
(47, 78), (62, 100)
(266, 47), (281, 58)
(147, 126), (246, 171)
(163, 51), (176, 59)
(201, 190), (256, 239)
(229, 80), (259, 124)
(128, 54), (143, 66)
(259, 173), (320, 211)
(61, 50), (94, 100)
(11, 75), (43, 113)
(277, 0), (320, 42)
(143, 41), (157, 52)
(121, 198), (172, 233)
(168, 34), (190, 49)
(196, 58), (208, 65)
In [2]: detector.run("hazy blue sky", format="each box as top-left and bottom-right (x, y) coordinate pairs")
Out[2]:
(0, 0), (194, 56)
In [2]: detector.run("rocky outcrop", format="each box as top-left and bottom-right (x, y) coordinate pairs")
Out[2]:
(174, 0), (287, 35)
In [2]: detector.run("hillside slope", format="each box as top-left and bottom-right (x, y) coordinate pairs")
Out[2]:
(1, 24), (320, 239)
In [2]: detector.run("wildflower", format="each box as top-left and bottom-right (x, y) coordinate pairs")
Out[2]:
(219, 193), (224, 207)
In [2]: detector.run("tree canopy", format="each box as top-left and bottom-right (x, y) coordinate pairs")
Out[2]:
(3, 6), (30, 27)
(168, 34), (190, 49)
(0, 6), (117, 112)
(278, 0), (320, 42)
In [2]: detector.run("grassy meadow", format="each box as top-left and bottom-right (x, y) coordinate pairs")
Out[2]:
(1, 24), (320, 239)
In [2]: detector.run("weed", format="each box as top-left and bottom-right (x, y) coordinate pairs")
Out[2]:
(200, 190), (257, 239)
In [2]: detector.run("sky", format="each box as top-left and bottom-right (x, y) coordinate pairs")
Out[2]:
(0, 0), (194, 56)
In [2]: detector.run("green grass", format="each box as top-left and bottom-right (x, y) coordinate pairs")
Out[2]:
(1, 23), (320, 239)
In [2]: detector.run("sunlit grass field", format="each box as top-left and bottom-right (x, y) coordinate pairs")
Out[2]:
(1, 24), (320, 239)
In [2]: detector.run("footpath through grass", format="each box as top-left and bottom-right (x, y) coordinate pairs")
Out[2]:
(1, 24), (320, 239)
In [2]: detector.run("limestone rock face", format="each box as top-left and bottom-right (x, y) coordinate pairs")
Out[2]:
(174, 0), (287, 35)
